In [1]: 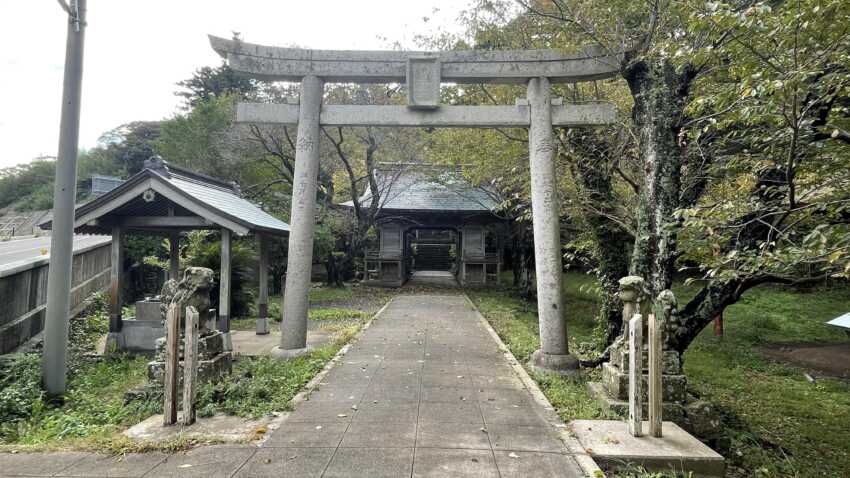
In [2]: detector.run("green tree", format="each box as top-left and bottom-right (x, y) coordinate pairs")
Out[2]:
(97, 121), (161, 175)
(176, 63), (256, 109)
(437, 0), (850, 356)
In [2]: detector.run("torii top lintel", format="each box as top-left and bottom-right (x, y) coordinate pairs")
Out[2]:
(209, 35), (622, 85)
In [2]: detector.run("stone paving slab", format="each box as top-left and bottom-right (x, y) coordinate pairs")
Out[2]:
(56, 452), (169, 477)
(140, 445), (256, 478)
(0, 452), (89, 477)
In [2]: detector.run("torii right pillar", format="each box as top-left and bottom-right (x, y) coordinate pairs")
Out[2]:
(527, 76), (579, 375)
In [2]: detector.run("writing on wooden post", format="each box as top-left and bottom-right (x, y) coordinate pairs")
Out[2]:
(628, 313), (644, 437)
(182, 306), (200, 426)
(163, 303), (181, 426)
(648, 312), (663, 437)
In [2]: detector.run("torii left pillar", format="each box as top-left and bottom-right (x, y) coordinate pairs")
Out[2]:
(272, 75), (324, 359)
(526, 77), (578, 375)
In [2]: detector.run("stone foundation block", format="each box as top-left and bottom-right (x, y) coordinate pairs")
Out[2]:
(601, 362), (687, 403)
(587, 382), (686, 422)
(147, 352), (232, 385)
(154, 331), (225, 361)
(610, 347), (682, 375)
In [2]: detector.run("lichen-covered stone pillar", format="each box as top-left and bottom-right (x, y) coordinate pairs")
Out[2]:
(218, 228), (232, 351)
(256, 234), (270, 335)
(526, 76), (578, 375)
(274, 75), (324, 359)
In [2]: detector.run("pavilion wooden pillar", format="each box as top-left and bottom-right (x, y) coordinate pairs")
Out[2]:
(218, 228), (232, 351)
(169, 233), (180, 281)
(256, 234), (270, 335)
(105, 226), (124, 352)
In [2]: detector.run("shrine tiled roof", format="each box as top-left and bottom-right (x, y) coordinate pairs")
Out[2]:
(341, 166), (500, 213)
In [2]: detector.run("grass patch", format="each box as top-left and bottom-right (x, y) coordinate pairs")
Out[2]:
(197, 321), (363, 419)
(309, 286), (354, 304)
(681, 284), (850, 477)
(468, 272), (850, 477)
(1, 292), (372, 452)
(309, 308), (370, 322)
(468, 278), (617, 423)
(0, 295), (157, 450)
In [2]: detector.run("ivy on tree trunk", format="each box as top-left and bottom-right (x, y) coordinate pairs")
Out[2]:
(623, 55), (696, 300)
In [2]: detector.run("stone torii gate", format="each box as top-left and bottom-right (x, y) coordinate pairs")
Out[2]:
(210, 36), (621, 374)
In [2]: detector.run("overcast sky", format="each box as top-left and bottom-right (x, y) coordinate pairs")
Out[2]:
(0, 0), (468, 169)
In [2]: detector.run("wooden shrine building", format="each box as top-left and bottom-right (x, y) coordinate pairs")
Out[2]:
(342, 166), (505, 287)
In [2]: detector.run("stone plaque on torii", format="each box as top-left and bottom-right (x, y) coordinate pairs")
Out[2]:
(209, 35), (621, 374)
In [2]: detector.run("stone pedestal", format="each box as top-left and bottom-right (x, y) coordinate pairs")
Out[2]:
(597, 343), (687, 420)
(147, 330), (232, 385)
(593, 276), (688, 420)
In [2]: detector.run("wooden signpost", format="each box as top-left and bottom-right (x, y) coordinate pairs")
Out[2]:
(163, 303), (200, 426)
(648, 313), (663, 437)
(628, 313), (643, 437)
(182, 306), (200, 425)
(163, 303), (181, 426)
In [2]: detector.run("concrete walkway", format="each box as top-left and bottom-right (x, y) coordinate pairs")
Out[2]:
(253, 294), (586, 477)
(405, 270), (459, 288)
(0, 295), (586, 477)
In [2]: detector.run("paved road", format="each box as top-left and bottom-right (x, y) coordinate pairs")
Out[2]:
(0, 235), (110, 267)
(0, 295), (589, 477)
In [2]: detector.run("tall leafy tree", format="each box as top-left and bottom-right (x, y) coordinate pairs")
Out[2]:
(176, 63), (256, 109)
(438, 0), (850, 355)
(97, 121), (162, 175)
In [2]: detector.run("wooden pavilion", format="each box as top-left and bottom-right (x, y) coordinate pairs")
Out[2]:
(43, 156), (289, 351)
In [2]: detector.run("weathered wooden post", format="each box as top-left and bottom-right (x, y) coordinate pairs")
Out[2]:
(182, 306), (199, 425)
(648, 312), (663, 437)
(628, 313), (644, 437)
(163, 303), (181, 426)
(256, 234), (270, 335)
(104, 226), (124, 354)
(219, 228), (232, 351)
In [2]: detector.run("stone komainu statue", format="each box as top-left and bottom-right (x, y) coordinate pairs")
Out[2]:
(159, 267), (217, 334)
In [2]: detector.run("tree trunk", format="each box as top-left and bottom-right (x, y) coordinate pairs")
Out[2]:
(623, 56), (696, 300)
(570, 149), (632, 343)
(511, 223), (535, 299)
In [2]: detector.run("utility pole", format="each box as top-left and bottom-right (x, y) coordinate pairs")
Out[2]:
(43, 0), (87, 396)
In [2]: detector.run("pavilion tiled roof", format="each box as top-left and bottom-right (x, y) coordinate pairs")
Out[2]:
(42, 159), (289, 236)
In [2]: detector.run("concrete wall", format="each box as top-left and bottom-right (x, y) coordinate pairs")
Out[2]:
(0, 242), (111, 354)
